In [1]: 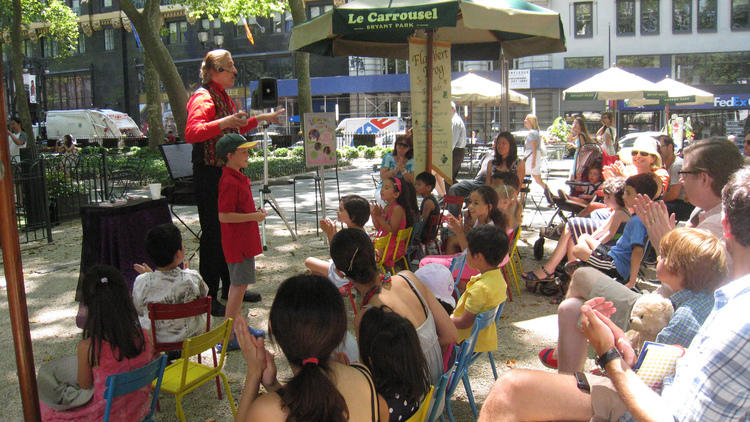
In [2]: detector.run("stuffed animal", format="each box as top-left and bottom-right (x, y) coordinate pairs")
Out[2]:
(625, 293), (674, 353)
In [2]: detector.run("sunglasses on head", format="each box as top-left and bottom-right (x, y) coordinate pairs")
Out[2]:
(631, 150), (651, 157)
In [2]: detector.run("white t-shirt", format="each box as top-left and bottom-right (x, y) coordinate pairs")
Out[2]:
(8, 131), (27, 162)
(452, 112), (467, 149)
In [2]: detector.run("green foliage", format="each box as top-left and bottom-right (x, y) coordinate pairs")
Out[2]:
(273, 147), (290, 157)
(339, 146), (360, 159)
(357, 145), (367, 151)
(364, 147), (377, 159)
(180, 0), (286, 23)
(1, 0), (79, 57)
(291, 146), (304, 158)
(545, 117), (571, 144)
(45, 170), (83, 198)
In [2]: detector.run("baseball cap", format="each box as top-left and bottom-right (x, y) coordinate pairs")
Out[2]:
(216, 133), (258, 160)
(415, 263), (456, 308)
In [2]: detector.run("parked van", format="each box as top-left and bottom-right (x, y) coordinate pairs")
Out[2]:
(45, 109), (123, 145)
(100, 109), (144, 138)
(336, 117), (406, 147)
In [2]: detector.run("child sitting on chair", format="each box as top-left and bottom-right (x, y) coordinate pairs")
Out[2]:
(451, 225), (509, 353)
(491, 172), (523, 230)
(414, 171), (440, 243)
(305, 194), (371, 288)
(132, 223), (208, 344)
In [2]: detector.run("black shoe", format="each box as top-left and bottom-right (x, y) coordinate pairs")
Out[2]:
(243, 291), (262, 302)
(211, 298), (226, 317)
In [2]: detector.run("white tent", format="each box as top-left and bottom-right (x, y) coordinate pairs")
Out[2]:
(563, 66), (664, 101)
(627, 76), (714, 107)
(451, 73), (529, 106)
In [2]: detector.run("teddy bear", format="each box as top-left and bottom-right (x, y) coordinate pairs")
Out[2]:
(624, 293), (674, 353)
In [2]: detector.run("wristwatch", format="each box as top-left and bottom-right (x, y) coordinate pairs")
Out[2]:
(596, 347), (622, 371)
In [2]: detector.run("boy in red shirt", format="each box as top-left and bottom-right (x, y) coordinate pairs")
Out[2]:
(216, 133), (266, 350)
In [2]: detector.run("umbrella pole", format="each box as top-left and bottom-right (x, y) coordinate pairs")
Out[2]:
(0, 59), (42, 422)
(501, 54), (510, 131)
(426, 30), (434, 175)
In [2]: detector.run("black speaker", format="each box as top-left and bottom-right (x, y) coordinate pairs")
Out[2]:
(252, 77), (278, 109)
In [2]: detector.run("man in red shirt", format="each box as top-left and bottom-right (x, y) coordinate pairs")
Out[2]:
(185, 49), (283, 316)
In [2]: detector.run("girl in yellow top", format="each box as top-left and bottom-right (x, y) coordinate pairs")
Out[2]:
(451, 225), (509, 353)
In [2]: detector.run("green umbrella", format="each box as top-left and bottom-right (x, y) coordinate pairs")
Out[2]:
(289, 0), (566, 60)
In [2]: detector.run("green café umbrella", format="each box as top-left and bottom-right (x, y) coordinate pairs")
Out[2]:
(289, 0), (566, 60)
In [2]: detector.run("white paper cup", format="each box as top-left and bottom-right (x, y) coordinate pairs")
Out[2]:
(149, 183), (161, 200)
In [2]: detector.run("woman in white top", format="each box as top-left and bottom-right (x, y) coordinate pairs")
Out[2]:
(523, 114), (547, 191)
(596, 111), (617, 156)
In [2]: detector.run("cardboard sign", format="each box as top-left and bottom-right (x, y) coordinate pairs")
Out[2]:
(303, 112), (337, 167)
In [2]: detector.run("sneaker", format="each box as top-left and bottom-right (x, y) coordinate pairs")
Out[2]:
(539, 348), (558, 369)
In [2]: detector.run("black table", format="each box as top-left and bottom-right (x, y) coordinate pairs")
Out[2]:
(77, 198), (171, 299)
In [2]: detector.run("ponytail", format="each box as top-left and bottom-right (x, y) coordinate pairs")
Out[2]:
(280, 362), (348, 422)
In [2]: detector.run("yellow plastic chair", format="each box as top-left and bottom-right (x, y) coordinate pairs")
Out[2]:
(158, 319), (236, 422)
(373, 233), (391, 274)
(389, 227), (414, 273)
(405, 386), (435, 422)
(503, 228), (523, 296)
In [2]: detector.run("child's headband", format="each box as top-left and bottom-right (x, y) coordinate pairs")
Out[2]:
(393, 177), (402, 192)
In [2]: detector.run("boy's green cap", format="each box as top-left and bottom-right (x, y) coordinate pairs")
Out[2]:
(216, 133), (258, 159)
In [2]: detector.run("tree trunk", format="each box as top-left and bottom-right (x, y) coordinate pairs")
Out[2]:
(119, 0), (188, 140)
(289, 0), (312, 121)
(10, 0), (36, 158)
(143, 52), (164, 148)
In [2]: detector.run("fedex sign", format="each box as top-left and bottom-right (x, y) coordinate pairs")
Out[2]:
(714, 96), (750, 108)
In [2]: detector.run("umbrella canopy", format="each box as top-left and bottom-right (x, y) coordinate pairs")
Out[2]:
(289, 0), (566, 60)
(563, 67), (666, 101)
(627, 76), (714, 106)
(452, 72), (529, 105)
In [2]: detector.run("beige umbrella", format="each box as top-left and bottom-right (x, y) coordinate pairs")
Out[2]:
(627, 76), (714, 107)
(452, 72), (529, 106)
(563, 66), (665, 101)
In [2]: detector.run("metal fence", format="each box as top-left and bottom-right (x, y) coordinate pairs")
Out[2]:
(10, 149), (149, 243)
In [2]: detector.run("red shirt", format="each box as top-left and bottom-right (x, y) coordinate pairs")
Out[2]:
(185, 81), (259, 144)
(218, 166), (262, 263)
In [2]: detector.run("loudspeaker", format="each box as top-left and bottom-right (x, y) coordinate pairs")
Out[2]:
(252, 77), (278, 109)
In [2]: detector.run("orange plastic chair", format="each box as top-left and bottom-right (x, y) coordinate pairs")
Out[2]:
(147, 296), (222, 399)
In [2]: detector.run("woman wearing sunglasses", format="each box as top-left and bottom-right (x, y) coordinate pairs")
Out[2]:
(603, 135), (669, 197)
(380, 133), (415, 185)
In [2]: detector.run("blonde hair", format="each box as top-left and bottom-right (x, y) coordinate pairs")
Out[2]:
(496, 185), (522, 229)
(659, 227), (728, 292)
(200, 49), (232, 85)
(525, 114), (540, 131)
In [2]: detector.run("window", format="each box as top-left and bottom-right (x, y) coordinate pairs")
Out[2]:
(104, 28), (115, 50)
(697, 0), (717, 31)
(574, 2), (593, 38)
(641, 0), (659, 34)
(732, 0), (750, 30)
(616, 0), (635, 35)
(272, 13), (282, 33)
(309, 6), (321, 18)
(70, 0), (80, 15)
(103, 0), (112, 7)
(617, 54), (660, 68)
(43, 38), (59, 57)
(167, 21), (188, 44)
(672, 0), (692, 32)
(78, 33), (86, 54)
(675, 52), (750, 84)
(564, 56), (603, 69)
(45, 71), (92, 110)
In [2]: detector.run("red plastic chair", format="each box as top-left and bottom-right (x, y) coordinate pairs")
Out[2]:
(439, 195), (465, 253)
(147, 296), (222, 399)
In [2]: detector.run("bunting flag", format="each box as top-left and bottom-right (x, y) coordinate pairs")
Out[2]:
(243, 17), (255, 45)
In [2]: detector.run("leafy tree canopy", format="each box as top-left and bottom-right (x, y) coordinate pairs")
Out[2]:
(0, 0), (78, 56)
(180, 0), (287, 24)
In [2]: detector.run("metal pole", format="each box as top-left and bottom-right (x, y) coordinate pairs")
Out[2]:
(501, 54), (510, 131)
(426, 30), (434, 173)
(0, 56), (42, 422)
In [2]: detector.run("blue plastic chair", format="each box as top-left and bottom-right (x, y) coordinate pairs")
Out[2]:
(449, 252), (468, 298)
(442, 303), (503, 421)
(425, 359), (457, 422)
(103, 354), (168, 422)
(482, 302), (506, 380)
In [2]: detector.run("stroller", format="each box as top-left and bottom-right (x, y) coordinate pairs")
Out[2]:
(532, 142), (603, 260)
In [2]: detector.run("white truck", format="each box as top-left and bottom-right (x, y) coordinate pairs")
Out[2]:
(100, 109), (144, 138)
(44, 109), (123, 145)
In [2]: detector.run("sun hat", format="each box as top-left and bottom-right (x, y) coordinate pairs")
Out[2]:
(216, 133), (259, 160)
(619, 135), (662, 167)
(415, 263), (456, 308)
(37, 356), (95, 410)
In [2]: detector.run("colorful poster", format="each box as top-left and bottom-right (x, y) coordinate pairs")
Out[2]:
(303, 112), (337, 167)
(409, 37), (452, 182)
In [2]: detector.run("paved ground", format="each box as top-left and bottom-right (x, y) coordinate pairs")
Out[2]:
(0, 156), (582, 421)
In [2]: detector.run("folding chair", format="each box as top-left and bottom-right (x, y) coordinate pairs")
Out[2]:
(373, 233), (392, 274)
(405, 386), (436, 422)
(426, 358), (457, 422)
(103, 354), (168, 422)
(442, 305), (502, 421)
(388, 227), (414, 273)
(159, 319), (236, 422)
(147, 297), (222, 399)
(502, 228), (523, 296)
(482, 302), (507, 380)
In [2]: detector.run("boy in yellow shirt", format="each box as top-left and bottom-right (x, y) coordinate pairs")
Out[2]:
(451, 224), (508, 353)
